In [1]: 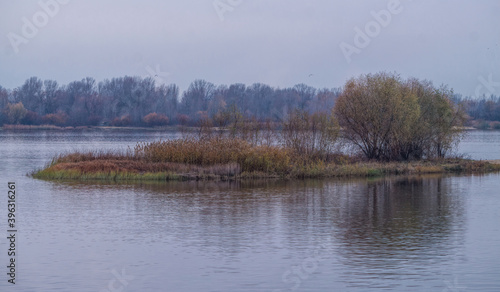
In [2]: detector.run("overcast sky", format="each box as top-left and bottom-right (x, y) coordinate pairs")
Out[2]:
(1, 0), (499, 97)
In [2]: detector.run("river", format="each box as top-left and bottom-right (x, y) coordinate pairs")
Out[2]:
(0, 129), (499, 291)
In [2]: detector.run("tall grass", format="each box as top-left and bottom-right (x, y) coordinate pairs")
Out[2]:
(134, 137), (292, 174)
(32, 137), (500, 181)
(50, 149), (134, 165)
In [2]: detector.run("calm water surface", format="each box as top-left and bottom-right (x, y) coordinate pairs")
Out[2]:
(0, 129), (499, 291)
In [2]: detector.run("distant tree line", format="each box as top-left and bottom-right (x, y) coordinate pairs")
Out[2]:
(0, 76), (338, 127)
(452, 94), (500, 129)
(2, 72), (488, 161)
(0, 75), (499, 129)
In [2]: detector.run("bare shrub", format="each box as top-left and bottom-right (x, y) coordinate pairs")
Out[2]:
(334, 72), (465, 161)
(282, 109), (340, 159)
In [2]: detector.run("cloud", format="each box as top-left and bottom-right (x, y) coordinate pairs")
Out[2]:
(1, 0), (499, 96)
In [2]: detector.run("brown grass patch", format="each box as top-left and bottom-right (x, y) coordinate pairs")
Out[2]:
(50, 160), (241, 177)
(33, 138), (500, 181)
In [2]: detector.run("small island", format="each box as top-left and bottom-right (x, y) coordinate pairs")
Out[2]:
(32, 137), (500, 181)
(32, 73), (500, 182)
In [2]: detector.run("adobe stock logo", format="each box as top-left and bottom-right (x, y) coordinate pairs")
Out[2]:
(99, 267), (135, 292)
(145, 64), (171, 84)
(474, 74), (500, 99)
(7, 0), (70, 54)
(213, 0), (243, 21)
(339, 0), (411, 63)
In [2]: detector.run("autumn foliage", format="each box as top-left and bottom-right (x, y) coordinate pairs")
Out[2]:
(142, 112), (169, 127)
(334, 72), (465, 161)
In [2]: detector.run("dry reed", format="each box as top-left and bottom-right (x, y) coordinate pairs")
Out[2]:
(32, 137), (500, 181)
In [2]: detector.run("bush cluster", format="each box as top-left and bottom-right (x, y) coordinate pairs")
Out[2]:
(334, 72), (465, 161)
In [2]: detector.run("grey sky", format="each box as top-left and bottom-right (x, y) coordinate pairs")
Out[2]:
(1, 0), (499, 97)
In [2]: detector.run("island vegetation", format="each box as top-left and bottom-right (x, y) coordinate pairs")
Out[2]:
(31, 72), (500, 181)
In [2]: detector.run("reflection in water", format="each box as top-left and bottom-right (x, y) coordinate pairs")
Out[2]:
(328, 176), (466, 288)
(49, 175), (468, 290)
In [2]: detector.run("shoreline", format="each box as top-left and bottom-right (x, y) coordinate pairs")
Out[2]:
(1, 124), (499, 131)
(29, 136), (500, 182)
(32, 158), (500, 182)
(0, 124), (179, 131)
